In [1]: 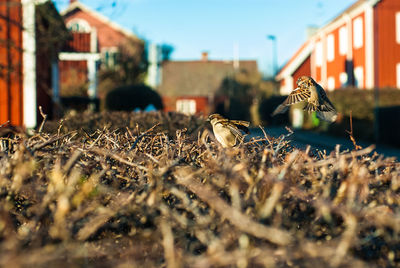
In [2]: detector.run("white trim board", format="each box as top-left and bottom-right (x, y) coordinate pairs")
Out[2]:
(22, 0), (38, 128)
(59, 52), (101, 61)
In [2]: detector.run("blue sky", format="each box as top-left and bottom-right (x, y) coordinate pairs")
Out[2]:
(54, 0), (356, 76)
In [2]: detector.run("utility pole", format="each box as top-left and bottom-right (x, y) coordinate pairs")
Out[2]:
(267, 35), (277, 78)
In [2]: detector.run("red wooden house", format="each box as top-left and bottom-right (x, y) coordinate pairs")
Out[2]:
(59, 0), (142, 99)
(158, 52), (259, 115)
(0, 0), (66, 129)
(276, 0), (400, 94)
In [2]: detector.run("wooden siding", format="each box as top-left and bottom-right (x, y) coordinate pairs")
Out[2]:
(59, 60), (88, 94)
(0, 0), (23, 126)
(63, 32), (91, 52)
(325, 25), (347, 89)
(374, 0), (400, 88)
(352, 13), (366, 88)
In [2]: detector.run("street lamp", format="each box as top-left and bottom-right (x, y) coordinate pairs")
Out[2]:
(267, 35), (277, 78)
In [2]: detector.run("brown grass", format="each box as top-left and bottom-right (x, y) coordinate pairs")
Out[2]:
(0, 111), (399, 267)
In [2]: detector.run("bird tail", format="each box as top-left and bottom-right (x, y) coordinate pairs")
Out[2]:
(316, 110), (338, 122)
(271, 104), (289, 116)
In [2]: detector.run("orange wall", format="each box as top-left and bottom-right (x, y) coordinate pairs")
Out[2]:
(352, 13), (366, 87)
(292, 56), (311, 89)
(0, 0), (23, 126)
(374, 0), (400, 88)
(326, 25), (347, 89)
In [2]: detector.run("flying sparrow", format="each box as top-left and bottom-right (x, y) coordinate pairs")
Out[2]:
(272, 76), (338, 122)
(208, 114), (250, 148)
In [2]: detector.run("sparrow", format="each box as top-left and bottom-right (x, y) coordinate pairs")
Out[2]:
(208, 114), (250, 148)
(272, 76), (338, 122)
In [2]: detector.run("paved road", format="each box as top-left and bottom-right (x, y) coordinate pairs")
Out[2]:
(249, 127), (400, 159)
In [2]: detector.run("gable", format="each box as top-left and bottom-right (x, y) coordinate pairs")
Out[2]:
(62, 3), (140, 50)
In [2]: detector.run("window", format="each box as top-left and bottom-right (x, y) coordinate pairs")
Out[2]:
(66, 19), (91, 33)
(396, 12), (400, 44)
(339, 26), (347, 55)
(354, 66), (364, 88)
(353, 17), (363, 49)
(327, 34), (335, 62)
(327, 76), (335, 91)
(339, 72), (348, 87)
(176, 99), (196, 115)
(315, 41), (322, 67)
(101, 47), (119, 68)
(396, 63), (400, 89)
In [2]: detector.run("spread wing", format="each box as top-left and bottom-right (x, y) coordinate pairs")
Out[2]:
(230, 120), (250, 134)
(285, 87), (311, 105)
(316, 85), (336, 112)
(272, 87), (311, 116)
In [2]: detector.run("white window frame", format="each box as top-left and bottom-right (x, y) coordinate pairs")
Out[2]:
(396, 12), (400, 44)
(315, 41), (322, 67)
(339, 72), (348, 87)
(353, 17), (363, 49)
(101, 47), (119, 68)
(176, 99), (196, 115)
(66, 18), (91, 33)
(327, 34), (335, 62)
(339, 26), (347, 55)
(354, 66), (364, 88)
(396, 63), (400, 89)
(327, 76), (335, 91)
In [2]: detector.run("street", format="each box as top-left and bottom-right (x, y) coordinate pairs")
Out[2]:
(250, 126), (400, 159)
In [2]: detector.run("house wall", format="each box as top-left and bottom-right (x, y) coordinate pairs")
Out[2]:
(162, 96), (209, 115)
(292, 56), (311, 89)
(0, 0), (23, 126)
(59, 60), (88, 93)
(352, 12), (366, 88)
(63, 32), (91, 52)
(374, 0), (400, 88)
(325, 25), (347, 90)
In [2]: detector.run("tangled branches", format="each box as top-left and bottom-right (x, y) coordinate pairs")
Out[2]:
(0, 112), (399, 267)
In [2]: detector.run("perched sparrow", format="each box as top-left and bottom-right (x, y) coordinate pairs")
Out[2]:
(272, 76), (338, 122)
(208, 114), (250, 148)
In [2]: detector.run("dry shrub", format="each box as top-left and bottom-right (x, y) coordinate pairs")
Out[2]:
(0, 111), (399, 267)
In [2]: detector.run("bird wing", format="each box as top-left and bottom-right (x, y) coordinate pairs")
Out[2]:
(230, 120), (250, 134)
(272, 87), (311, 116)
(285, 87), (311, 105)
(226, 124), (245, 142)
(316, 85), (336, 112)
(230, 120), (250, 127)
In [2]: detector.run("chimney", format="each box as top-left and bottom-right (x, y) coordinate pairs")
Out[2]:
(70, 0), (78, 4)
(201, 51), (208, 62)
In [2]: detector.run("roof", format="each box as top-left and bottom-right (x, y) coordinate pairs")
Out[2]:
(158, 60), (258, 97)
(276, 40), (313, 80)
(276, 0), (381, 80)
(61, 1), (139, 41)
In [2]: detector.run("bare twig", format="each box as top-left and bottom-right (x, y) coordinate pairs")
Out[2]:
(38, 106), (48, 134)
